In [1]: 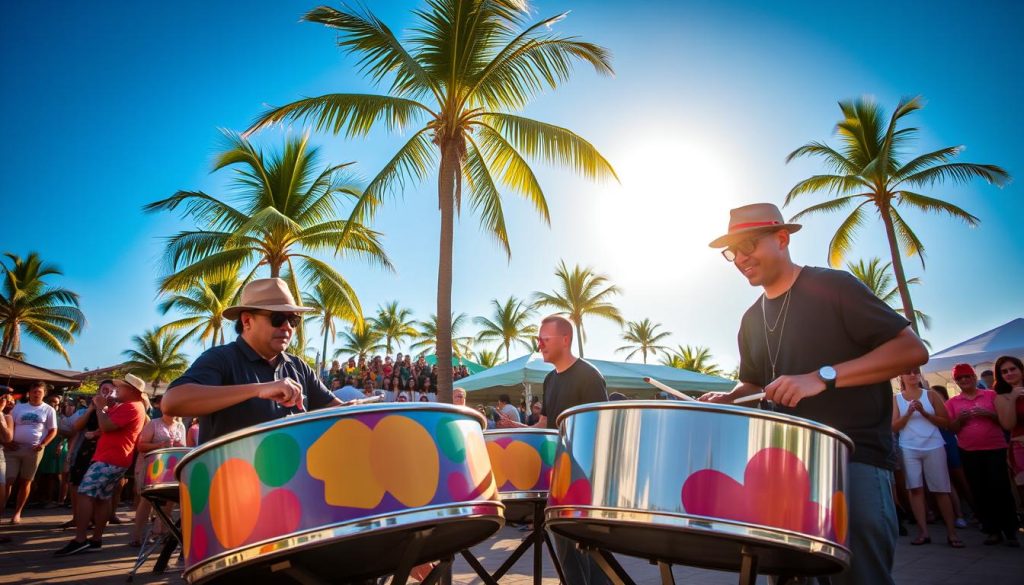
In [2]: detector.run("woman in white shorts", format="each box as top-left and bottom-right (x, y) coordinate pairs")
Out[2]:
(892, 368), (963, 547)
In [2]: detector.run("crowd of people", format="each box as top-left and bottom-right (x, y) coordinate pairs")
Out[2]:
(321, 353), (472, 403)
(890, 359), (1024, 548)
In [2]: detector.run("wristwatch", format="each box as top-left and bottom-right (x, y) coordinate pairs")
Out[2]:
(818, 365), (837, 392)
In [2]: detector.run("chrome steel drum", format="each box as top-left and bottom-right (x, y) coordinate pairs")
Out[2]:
(484, 428), (558, 520)
(142, 447), (191, 502)
(176, 403), (504, 584)
(545, 401), (852, 576)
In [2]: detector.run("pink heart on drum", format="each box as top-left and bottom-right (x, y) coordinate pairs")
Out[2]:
(681, 447), (837, 539)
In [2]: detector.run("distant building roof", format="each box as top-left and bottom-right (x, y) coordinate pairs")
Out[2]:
(0, 355), (82, 389)
(63, 363), (163, 396)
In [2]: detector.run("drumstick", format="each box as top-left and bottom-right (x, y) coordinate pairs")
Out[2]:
(643, 377), (696, 401)
(342, 395), (384, 407)
(734, 392), (766, 404)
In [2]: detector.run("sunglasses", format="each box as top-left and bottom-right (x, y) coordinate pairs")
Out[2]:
(721, 235), (767, 263)
(255, 311), (302, 328)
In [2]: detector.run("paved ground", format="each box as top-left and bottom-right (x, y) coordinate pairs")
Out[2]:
(1, 506), (1022, 584)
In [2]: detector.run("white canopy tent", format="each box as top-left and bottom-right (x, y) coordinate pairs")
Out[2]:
(455, 353), (736, 403)
(922, 318), (1024, 387)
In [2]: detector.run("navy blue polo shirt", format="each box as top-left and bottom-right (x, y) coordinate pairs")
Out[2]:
(168, 336), (335, 444)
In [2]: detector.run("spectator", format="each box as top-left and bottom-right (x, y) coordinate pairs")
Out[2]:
(946, 363), (1019, 546)
(979, 369), (995, 390)
(36, 394), (68, 508)
(54, 374), (148, 556)
(130, 412), (186, 547)
(421, 377), (433, 397)
(396, 394), (409, 403)
(0, 387), (14, 539)
(891, 368), (962, 547)
(4, 381), (58, 524)
(453, 387), (467, 407)
(186, 418), (200, 447)
(362, 379), (376, 398)
(930, 385), (973, 528)
(62, 382), (110, 530)
(57, 399), (79, 508)
(526, 401), (542, 425)
(496, 394), (521, 423)
(993, 356), (1024, 504)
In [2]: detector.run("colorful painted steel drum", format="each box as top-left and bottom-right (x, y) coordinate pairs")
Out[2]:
(142, 447), (191, 502)
(484, 428), (558, 520)
(545, 401), (852, 576)
(176, 403), (503, 584)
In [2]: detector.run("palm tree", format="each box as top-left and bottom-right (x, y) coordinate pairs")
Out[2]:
(0, 252), (86, 366)
(158, 277), (243, 348)
(847, 257), (931, 329)
(370, 301), (418, 355)
(616, 318), (671, 364)
(785, 96), (1010, 334)
(122, 328), (190, 394)
(333, 326), (385, 360)
(144, 131), (388, 350)
(244, 1), (617, 402)
(303, 279), (363, 374)
(474, 296), (537, 362)
(410, 313), (474, 360)
(475, 349), (501, 369)
(660, 345), (723, 376)
(533, 261), (623, 358)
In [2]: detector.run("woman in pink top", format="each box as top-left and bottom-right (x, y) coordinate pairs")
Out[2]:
(946, 363), (1019, 546)
(993, 356), (1024, 504)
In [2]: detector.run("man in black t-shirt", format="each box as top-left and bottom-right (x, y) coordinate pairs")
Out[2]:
(703, 203), (928, 585)
(162, 278), (342, 444)
(497, 314), (608, 585)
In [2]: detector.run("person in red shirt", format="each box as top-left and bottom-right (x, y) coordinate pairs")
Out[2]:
(54, 373), (148, 556)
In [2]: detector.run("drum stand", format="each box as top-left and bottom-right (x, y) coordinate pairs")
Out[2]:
(460, 499), (565, 585)
(125, 495), (182, 583)
(580, 543), (820, 585)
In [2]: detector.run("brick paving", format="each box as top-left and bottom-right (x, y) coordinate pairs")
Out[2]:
(1, 507), (1022, 584)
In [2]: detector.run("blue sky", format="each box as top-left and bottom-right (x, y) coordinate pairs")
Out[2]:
(1, 0), (1021, 374)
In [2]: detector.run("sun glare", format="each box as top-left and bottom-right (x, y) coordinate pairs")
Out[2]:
(591, 136), (740, 283)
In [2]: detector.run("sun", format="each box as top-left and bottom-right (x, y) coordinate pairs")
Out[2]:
(590, 135), (740, 283)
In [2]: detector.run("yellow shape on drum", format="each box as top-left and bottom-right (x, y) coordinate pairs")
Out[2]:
(370, 416), (439, 507)
(486, 442), (507, 488)
(465, 431), (496, 499)
(505, 441), (542, 491)
(309, 419), (384, 509)
(180, 482), (192, 560)
(551, 452), (572, 500)
(210, 458), (261, 550)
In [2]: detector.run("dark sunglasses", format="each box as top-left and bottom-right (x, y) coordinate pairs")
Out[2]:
(255, 311), (302, 328)
(721, 235), (767, 262)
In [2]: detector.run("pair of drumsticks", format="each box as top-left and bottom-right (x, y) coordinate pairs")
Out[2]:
(642, 377), (764, 404)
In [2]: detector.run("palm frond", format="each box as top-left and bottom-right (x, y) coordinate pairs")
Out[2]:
(245, 93), (431, 138)
(482, 113), (618, 182)
(895, 191), (980, 226)
(827, 201), (870, 268)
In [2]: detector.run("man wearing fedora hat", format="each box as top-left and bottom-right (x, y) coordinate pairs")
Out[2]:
(55, 373), (148, 556)
(162, 278), (342, 444)
(703, 203), (929, 585)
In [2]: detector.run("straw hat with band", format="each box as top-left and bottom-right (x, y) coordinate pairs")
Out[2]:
(111, 373), (151, 409)
(708, 203), (802, 248)
(223, 278), (315, 321)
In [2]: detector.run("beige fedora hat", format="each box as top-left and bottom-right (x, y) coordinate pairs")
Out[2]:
(112, 372), (147, 395)
(708, 203), (802, 248)
(223, 278), (314, 320)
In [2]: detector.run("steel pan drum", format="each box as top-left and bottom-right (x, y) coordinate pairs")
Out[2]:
(176, 403), (503, 584)
(484, 429), (558, 520)
(142, 447), (191, 502)
(545, 401), (852, 576)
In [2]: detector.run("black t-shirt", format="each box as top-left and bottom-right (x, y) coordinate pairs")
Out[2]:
(738, 266), (910, 469)
(541, 359), (608, 429)
(168, 337), (335, 444)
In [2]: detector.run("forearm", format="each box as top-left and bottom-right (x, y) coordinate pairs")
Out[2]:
(161, 383), (265, 416)
(995, 400), (1016, 431)
(835, 327), (928, 388)
(921, 412), (949, 430)
(96, 410), (120, 432)
(892, 413), (912, 432)
(39, 428), (58, 447)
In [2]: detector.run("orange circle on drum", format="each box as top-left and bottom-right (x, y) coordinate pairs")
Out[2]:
(180, 482), (192, 560)
(485, 442), (507, 488)
(505, 441), (542, 490)
(832, 491), (848, 544)
(369, 416), (439, 507)
(551, 452), (572, 500)
(209, 458), (261, 549)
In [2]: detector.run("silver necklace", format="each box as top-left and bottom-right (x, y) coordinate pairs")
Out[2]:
(761, 289), (793, 380)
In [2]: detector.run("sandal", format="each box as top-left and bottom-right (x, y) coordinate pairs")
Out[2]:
(947, 536), (965, 548)
(910, 536), (931, 545)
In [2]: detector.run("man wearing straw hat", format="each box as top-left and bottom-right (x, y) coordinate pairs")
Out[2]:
(162, 278), (342, 444)
(702, 203), (929, 585)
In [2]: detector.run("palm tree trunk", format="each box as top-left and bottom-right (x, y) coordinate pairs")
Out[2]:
(505, 342), (510, 363)
(574, 318), (585, 358)
(435, 143), (457, 404)
(321, 325), (329, 377)
(880, 205), (921, 335)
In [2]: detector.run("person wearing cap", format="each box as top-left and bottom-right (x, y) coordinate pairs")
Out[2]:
(946, 363), (1019, 546)
(54, 373), (148, 556)
(701, 203), (928, 584)
(161, 278), (343, 444)
(978, 369), (995, 390)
